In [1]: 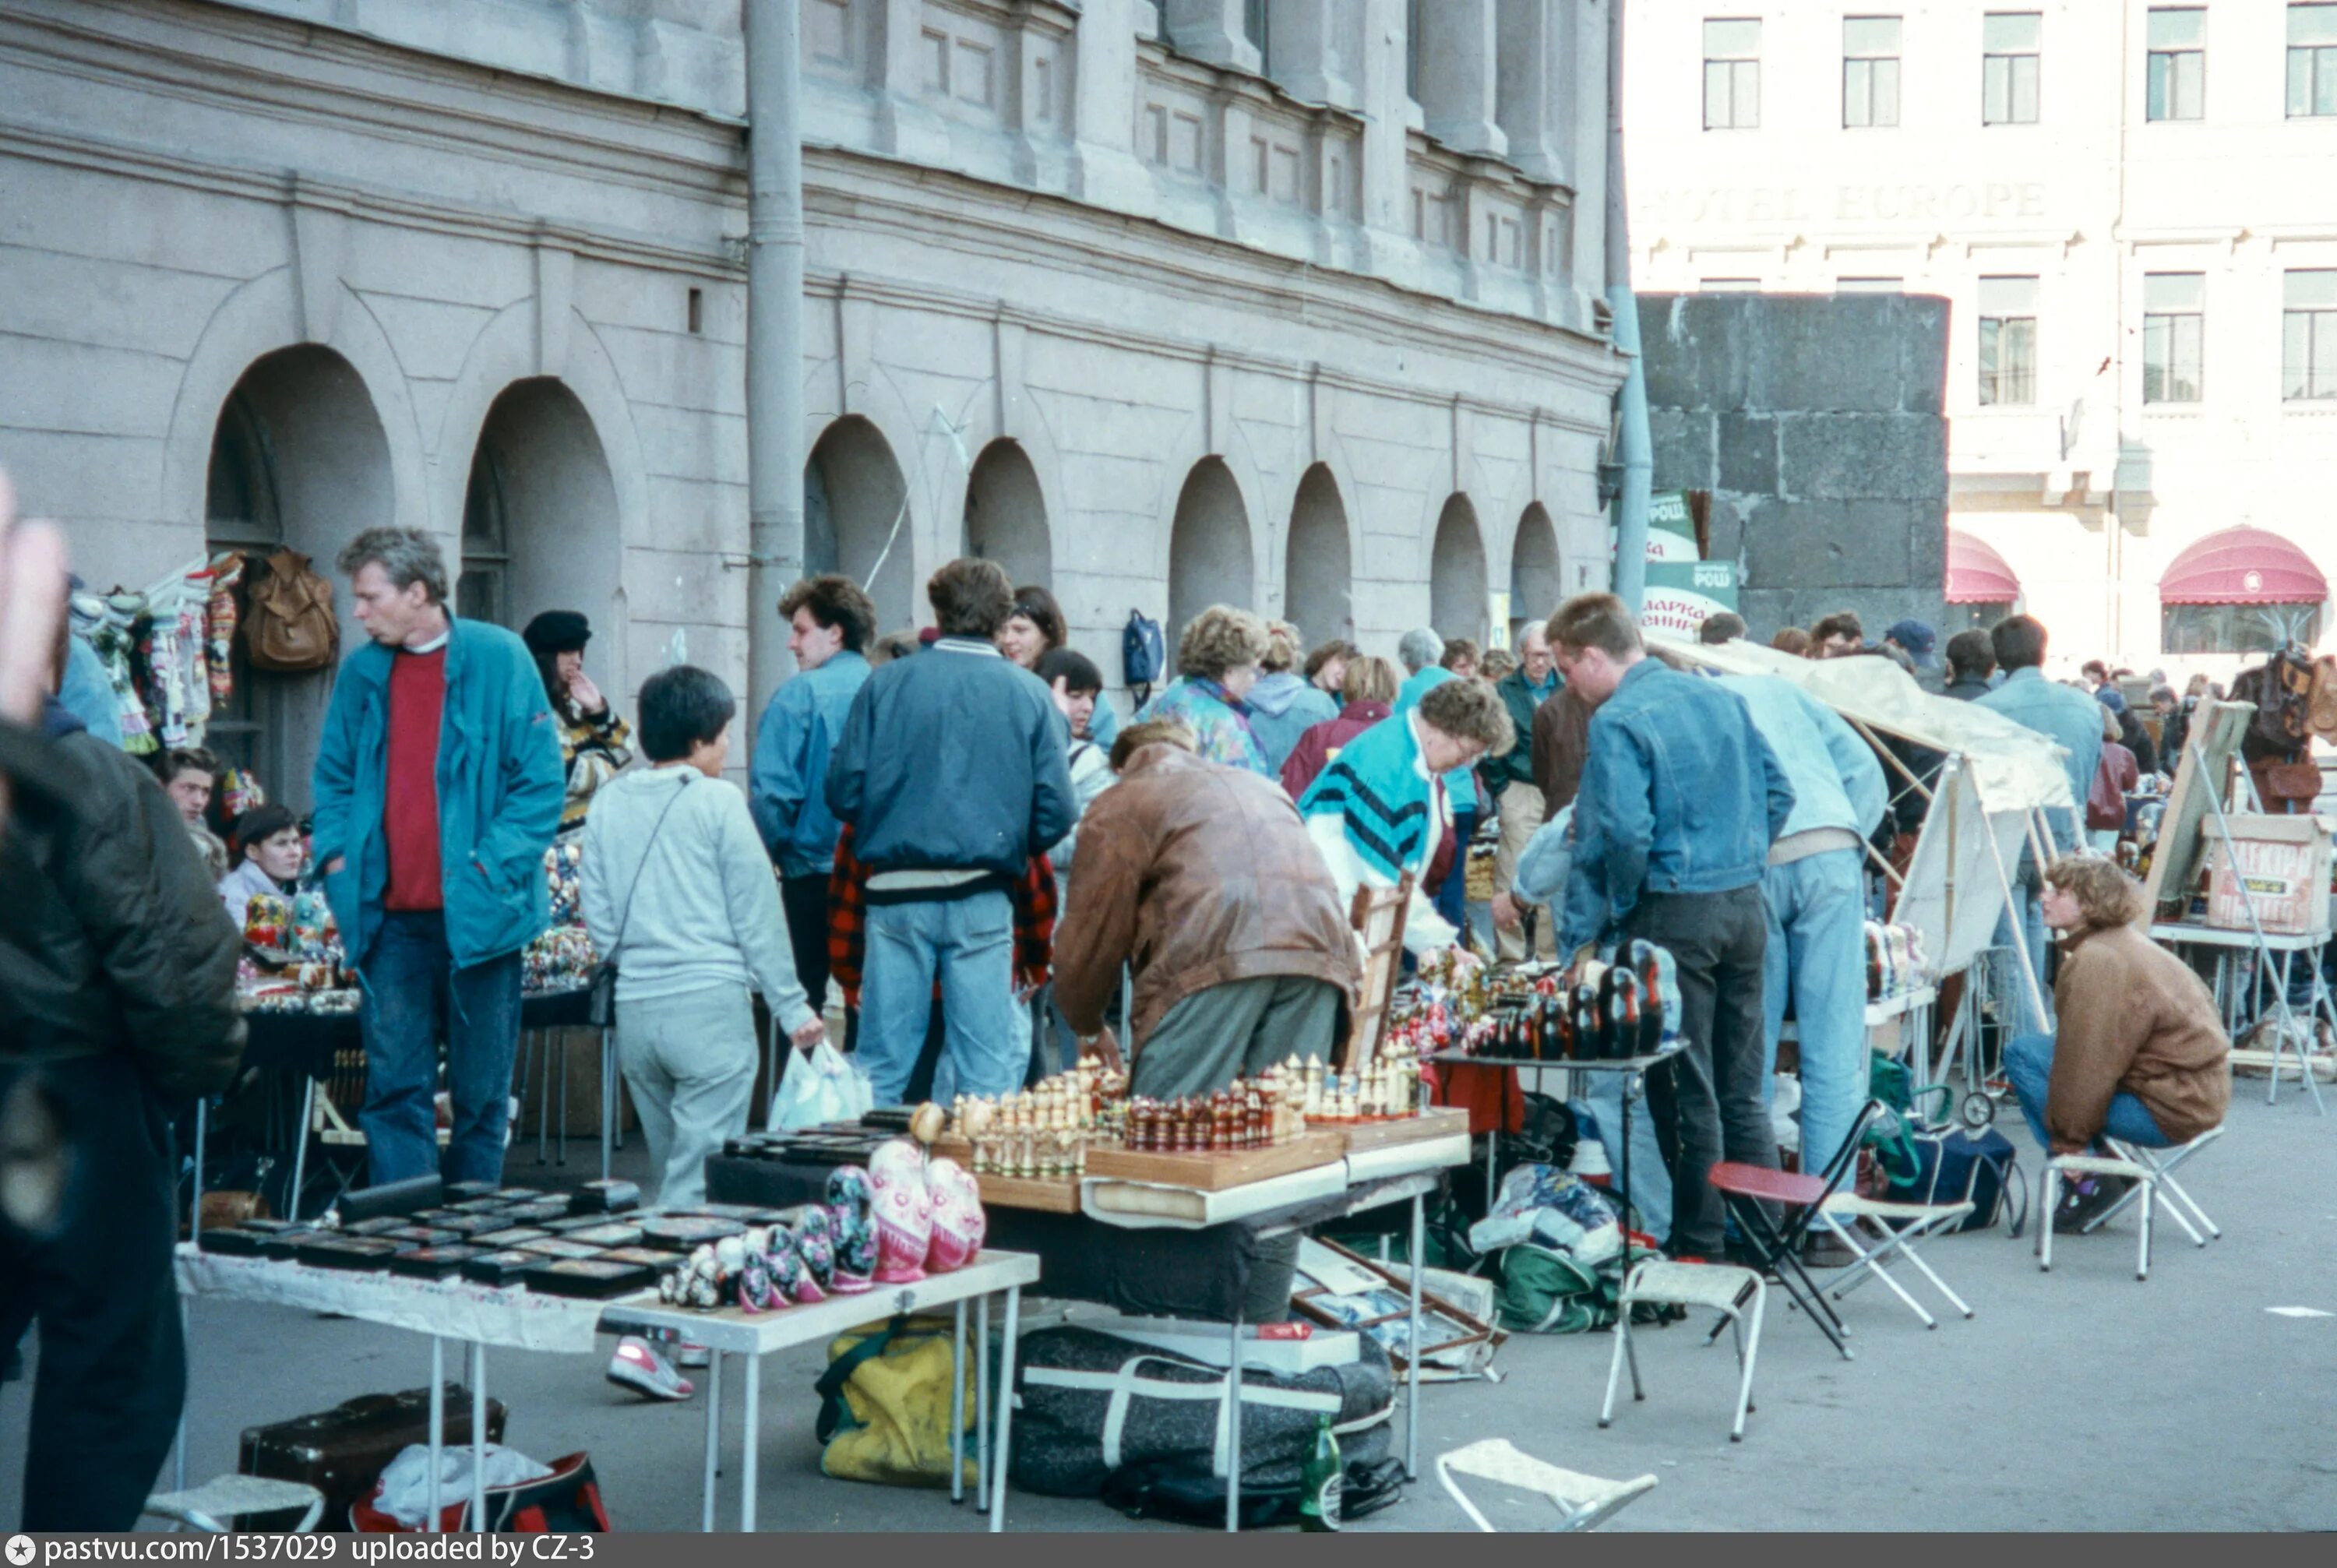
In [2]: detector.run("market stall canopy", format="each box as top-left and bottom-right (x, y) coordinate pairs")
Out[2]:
(1945, 530), (2022, 604)
(1646, 629), (2075, 813)
(2157, 526), (2330, 605)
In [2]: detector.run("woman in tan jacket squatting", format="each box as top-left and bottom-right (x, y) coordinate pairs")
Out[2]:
(2002, 854), (2231, 1228)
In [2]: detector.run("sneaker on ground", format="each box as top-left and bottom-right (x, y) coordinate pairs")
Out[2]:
(2056, 1175), (2127, 1231)
(675, 1341), (712, 1369)
(607, 1336), (693, 1402)
(1803, 1231), (1860, 1270)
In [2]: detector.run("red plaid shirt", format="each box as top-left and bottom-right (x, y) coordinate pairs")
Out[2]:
(825, 823), (1056, 1007)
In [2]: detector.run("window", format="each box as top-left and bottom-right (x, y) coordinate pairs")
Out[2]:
(1983, 12), (2041, 124)
(1700, 278), (1762, 292)
(2146, 9), (2205, 121)
(2163, 603), (2323, 657)
(1245, 0), (1269, 67)
(2291, 4), (2337, 117)
(1406, 0), (1422, 100)
(2142, 273), (2205, 404)
(460, 444), (509, 627)
(1843, 17), (1902, 128)
(1977, 276), (2038, 406)
(2284, 270), (2337, 400)
(1704, 19), (1761, 129)
(1836, 277), (1905, 293)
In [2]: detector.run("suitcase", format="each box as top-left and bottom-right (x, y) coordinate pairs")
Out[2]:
(239, 1386), (509, 1530)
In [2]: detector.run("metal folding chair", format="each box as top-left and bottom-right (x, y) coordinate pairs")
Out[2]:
(1600, 1260), (1767, 1442)
(2039, 1124), (2222, 1281)
(144, 1475), (323, 1532)
(1815, 1192), (1976, 1328)
(1706, 1101), (1881, 1362)
(1436, 1439), (1657, 1532)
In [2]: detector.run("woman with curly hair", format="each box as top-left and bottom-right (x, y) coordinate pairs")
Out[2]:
(1131, 605), (1271, 775)
(2004, 855), (2229, 1228)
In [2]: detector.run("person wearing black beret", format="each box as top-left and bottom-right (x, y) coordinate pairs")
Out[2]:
(524, 610), (632, 830)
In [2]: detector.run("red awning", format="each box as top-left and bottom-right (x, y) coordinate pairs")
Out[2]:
(2158, 527), (2331, 605)
(1945, 530), (2021, 604)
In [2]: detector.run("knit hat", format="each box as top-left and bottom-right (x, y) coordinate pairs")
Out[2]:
(2095, 685), (2127, 714)
(522, 611), (591, 654)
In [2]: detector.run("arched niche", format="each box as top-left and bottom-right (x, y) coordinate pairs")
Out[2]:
(1168, 457), (1254, 667)
(1429, 494), (1489, 647)
(1284, 463), (1353, 648)
(460, 378), (624, 696)
(203, 344), (395, 809)
(805, 416), (914, 634)
(963, 439), (1052, 591)
(1510, 502), (1562, 646)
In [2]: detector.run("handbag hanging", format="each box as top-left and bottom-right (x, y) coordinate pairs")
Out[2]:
(586, 773), (691, 1028)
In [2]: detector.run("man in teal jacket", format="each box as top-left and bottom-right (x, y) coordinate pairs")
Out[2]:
(312, 527), (563, 1186)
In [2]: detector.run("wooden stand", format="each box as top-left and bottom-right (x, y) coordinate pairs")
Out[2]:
(1082, 1129), (1345, 1190)
(1333, 1106), (1472, 1156)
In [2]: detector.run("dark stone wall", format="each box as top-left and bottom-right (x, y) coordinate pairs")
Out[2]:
(1638, 293), (1950, 643)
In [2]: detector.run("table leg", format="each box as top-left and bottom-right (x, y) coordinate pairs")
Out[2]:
(1483, 1120), (1496, 1213)
(191, 1097), (208, 1240)
(600, 1029), (614, 1182)
(989, 1286), (1020, 1534)
(1224, 1307), (1243, 1534)
(289, 1080), (313, 1222)
(172, 1294), (190, 1492)
(428, 1338), (444, 1532)
(976, 1294), (991, 1510)
(1620, 1070), (1634, 1235)
(740, 1352), (760, 1533)
(950, 1302), (968, 1505)
(556, 1035), (569, 1166)
(700, 1351), (722, 1532)
(536, 1031), (552, 1164)
(469, 1344), (487, 1532)
(1406, 1191), (1423, 1481)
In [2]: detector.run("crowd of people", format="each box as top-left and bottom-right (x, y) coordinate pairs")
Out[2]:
(0, 463), (2254, 1524)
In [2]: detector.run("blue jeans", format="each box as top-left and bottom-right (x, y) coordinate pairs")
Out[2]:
(2002, 1031), (2171, 1153)
(859, 890), (1023, 1104)
(1572, 1074), (1673, 1242)
(357, 910), (524, 1187)
(1761, 850), (1870, 1176)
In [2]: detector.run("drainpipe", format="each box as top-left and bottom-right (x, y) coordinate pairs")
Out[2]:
(1604, 0), (1652, 613)
(745, 0), (806, 734)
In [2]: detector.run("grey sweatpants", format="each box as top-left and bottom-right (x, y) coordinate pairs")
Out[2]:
(614, 984), (758, 1210)
(1132, 974), (1345, 1099)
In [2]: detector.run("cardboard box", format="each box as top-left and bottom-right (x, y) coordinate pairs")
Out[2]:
(2202, 813), (2334, 935)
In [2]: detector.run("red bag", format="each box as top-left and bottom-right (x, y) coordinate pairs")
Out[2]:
(2085, 749), (2129, 832)
(351, 1451), (609, 1533)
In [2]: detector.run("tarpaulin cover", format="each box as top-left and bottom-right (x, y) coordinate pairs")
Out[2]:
(1648, 630), (2075, 813)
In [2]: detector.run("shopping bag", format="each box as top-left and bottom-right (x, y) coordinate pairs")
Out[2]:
(770, 1039), (872, 1130)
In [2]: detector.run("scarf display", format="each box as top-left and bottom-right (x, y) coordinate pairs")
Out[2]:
(70, 553), (246, 753)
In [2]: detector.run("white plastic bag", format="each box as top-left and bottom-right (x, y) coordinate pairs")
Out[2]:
(770, 1038), (872, 1131)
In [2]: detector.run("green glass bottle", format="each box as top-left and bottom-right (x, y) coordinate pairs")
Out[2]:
(1297, 1411), (1342, 1531)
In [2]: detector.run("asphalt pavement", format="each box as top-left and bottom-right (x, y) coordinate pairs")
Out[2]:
(5, 1077), (2333, 1532)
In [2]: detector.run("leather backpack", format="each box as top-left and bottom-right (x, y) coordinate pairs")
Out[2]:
(244, 548), (340, 671)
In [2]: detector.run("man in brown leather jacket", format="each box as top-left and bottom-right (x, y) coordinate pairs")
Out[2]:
(1055, 732), (1362, 1098)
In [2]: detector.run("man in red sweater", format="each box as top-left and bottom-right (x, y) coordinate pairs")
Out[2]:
(312, 527), (564, 1187)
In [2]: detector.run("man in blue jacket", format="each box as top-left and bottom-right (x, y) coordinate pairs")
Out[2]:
(1553, 595), (1793, 1263)
(752, 574), (876, 1021)
(312, 527), (563, 1187)
(824, 558), (1075, 1104)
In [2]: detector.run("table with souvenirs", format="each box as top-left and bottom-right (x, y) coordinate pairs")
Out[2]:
(182, 1121), (1039, 1533)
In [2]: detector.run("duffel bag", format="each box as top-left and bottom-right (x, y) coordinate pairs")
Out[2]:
(1888, 1124), (2026, 1236)
(351, 1450), (608, 1532)
(1010, 1326), (1393, 1502)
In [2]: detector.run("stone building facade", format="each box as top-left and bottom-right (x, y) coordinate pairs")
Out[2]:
(0, 0), (1623, 802)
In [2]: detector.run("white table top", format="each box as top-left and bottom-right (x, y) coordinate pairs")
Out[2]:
(1864, 985), (1938, 1023)
(597, 1250), (1042, 1355)
(2151, 922), (2332, 952)
(176, 1244), (629, 1355)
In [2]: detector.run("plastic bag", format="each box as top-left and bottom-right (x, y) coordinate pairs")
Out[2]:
(772, 1039), (875, 1131)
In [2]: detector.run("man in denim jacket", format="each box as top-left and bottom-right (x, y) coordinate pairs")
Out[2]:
(1551, 595), (1794, 1261)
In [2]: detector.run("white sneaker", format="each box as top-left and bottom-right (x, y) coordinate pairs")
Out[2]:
(675, 1341), (712, 1369)
(606, 1336), (693, 1401)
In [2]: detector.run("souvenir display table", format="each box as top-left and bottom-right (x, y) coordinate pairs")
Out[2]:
(601, 1251), (1042, 1533)
(173, 1244), (622, 1533)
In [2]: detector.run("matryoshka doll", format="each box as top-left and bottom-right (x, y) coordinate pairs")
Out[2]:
(923, 1158), (986, 1273)
(869, 1138), (934, 1283)
(827, 1167), (877, 1294)
(792, 1207), (837, 1302)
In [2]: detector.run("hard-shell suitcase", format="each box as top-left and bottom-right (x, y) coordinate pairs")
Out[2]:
(239, 1386), (509, 1529)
